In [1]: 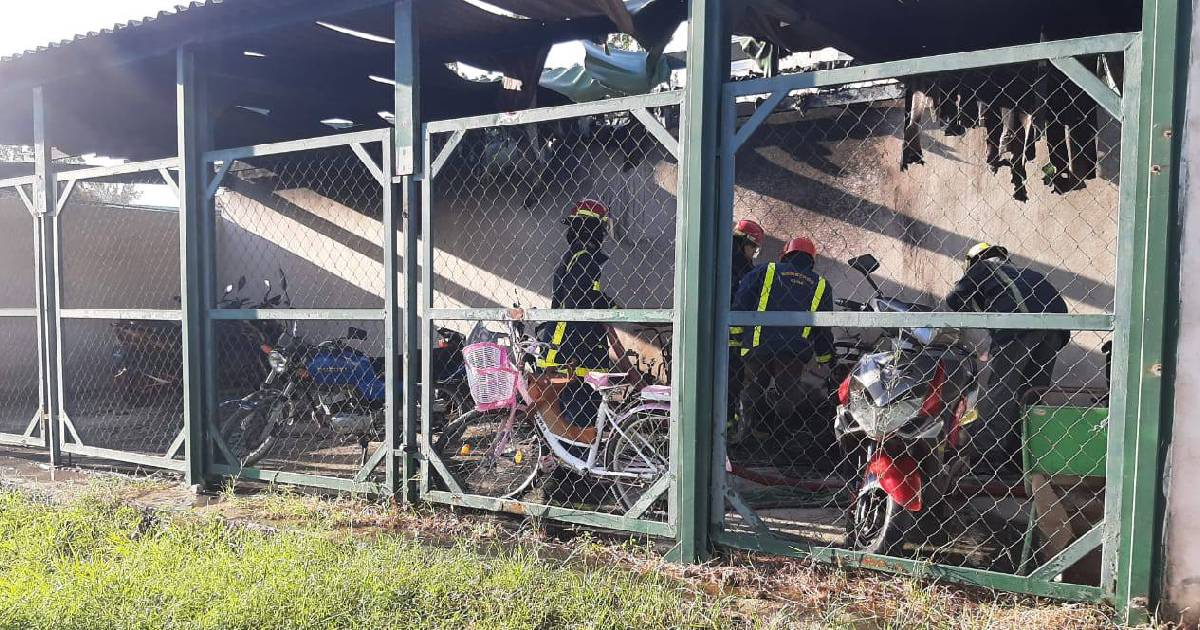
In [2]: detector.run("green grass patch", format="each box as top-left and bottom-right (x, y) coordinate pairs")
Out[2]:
(0, 491), (729, 630)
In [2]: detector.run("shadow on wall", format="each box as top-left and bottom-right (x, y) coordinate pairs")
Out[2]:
(735, 103), (1119, 316)
(732, 102), (1120, 389)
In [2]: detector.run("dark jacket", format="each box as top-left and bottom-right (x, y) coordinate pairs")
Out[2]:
(538, 245), (614, 370)
(733, 257), (835, 362)
(946, 259), (1068, 346)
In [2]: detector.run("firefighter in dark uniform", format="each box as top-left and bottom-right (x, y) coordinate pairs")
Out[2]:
(946, 242), (1068, 476)
(734, 236), (835, 441)
(728, 220), (764, 444)
(538, 199), (617, 426)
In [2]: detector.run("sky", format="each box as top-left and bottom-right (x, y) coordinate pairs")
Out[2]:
(0, 0), (185, 58)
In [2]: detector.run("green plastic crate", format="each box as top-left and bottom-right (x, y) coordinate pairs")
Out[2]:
(1022, 406), (1108, 478)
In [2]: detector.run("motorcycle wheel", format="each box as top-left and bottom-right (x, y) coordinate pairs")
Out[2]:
(605, 408), (671, 513)
(848, 485), (912, 557)
(219, 397), (284, 469)
(433, 409), (541, 499)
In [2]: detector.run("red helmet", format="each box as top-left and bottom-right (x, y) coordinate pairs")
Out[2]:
(781, 236), (817, 259)
(734, 219), (765, 247)
(568, 198), (609, 221)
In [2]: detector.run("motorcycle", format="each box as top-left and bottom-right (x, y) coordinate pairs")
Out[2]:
(218, 324), (470, 469)
(112, 272), (292, 404)
(833, 253), (980, 556)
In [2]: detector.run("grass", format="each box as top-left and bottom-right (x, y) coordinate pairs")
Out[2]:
(0, 478), (1147, 629)
(0, 489), (730, 630)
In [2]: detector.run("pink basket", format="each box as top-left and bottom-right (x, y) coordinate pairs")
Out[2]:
(462, 342), (518, 411)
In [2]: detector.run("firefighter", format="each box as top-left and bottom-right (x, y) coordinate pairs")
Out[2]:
(733, 236), (835, 441)
(538, 199), (618, 426)
(728, 220), (763, 444)
(946, 242), (1069, 476)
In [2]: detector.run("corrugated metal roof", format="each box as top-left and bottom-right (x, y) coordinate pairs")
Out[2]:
(0, 1), (227, 63)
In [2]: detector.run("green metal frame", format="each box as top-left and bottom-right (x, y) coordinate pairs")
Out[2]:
(197, 127), (396, 493)
(1112, 0), (1188, 622)
(0, 175), (45, 449)
(711, 32), (1145, 605)
(418, 90), (685, 537)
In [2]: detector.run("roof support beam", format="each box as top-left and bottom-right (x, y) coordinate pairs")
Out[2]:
(177, 46), (213, 487)
(394, 0), (421, 506)
(667, 0), (727, 565)
(32, 86), (62, 467)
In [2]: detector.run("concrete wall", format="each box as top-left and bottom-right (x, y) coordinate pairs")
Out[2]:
(734, 103), (1119, 389)
(1162, 3), (1200, 623)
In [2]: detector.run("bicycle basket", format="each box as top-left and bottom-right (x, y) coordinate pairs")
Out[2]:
(462, 342), (518, 411)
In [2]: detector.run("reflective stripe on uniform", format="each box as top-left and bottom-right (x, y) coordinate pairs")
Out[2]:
(974, 263), (1029, 313)
(994, 266), (1029, 313)
(815, 353), (833, 364)
(541, 251), (593, 368)
(592, 281), (601, 291)
(729, 325), (744, 347)
(539, 320), (569, 368)
(750, 263), (777, 349)
(801, 276), (827, 338)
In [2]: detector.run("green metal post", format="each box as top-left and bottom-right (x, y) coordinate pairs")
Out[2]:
(177, 46), (210, 486)
(1115, 0), (1189, 621)
(394, 0), (422, 504)
(669, 0), (727, 563)
(32, 86), (62, 466)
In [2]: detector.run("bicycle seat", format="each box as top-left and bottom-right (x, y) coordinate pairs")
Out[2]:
(583, 372), (630, 390)
(639, 384), (671, 402)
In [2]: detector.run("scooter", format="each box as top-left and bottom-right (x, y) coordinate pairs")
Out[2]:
(833, 254), (980, 555)
(219, 324), (470, 468)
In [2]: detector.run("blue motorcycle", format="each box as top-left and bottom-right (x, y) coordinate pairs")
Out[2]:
(218, 324), (470, 469)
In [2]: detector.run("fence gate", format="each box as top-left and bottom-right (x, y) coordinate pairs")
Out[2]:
(0, 176), (43, 450)
(712, 33), (1140, 601)
(420, 92), (683, 537)
(202, 129), (395, 494)
(52, 160), (187, 470)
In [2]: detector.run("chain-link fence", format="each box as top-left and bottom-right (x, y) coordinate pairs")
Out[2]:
(420, 93), (682, 535)
(205, 130), (392, 493)
(54, 162), (186, 468)
(713, 37), (1134, 597)
(0, 176), (42, 448)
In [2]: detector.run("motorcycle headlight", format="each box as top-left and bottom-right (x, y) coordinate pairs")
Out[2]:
(910, 326), (940, 346)
(851, 397), (922, 440)
(268, 350), (288, 374)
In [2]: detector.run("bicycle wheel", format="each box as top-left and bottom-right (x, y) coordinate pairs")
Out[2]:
(433, 408), (541, 499)
(605, 408), (671, 512)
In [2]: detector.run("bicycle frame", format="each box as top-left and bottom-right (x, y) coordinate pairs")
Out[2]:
(479, 320), (671, 481)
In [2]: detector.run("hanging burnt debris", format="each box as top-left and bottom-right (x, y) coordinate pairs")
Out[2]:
(899, 55), (1118, 201)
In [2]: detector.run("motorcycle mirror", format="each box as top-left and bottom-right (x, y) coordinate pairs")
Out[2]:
(236, 276), (247, 291)
(847, 254), (880, 276)
(278, 268), (289, 292)
(347, 326), (369, 341)
(223, 284), (235, 297)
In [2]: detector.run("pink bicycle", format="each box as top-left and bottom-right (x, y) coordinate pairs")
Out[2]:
(431, 318), (672, 511)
